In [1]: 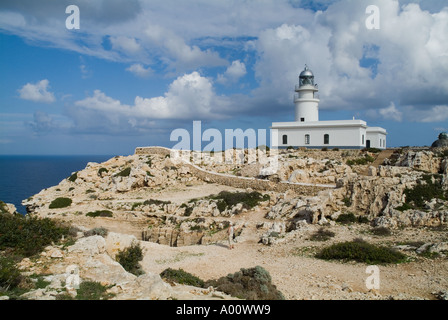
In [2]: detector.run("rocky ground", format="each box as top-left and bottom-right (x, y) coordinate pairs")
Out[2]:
(2, 146), (448, 300)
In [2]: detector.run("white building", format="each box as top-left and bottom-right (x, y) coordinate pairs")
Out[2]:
(271, 65), (387, 149)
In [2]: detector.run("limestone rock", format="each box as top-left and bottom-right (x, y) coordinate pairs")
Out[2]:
(105, 232), (138, 259)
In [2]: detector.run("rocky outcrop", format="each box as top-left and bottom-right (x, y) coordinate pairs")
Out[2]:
(16, 232), (233, 300)
(393, 150), (445, 174)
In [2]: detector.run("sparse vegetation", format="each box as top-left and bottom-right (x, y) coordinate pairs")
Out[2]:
(114, 167), (131, 177)
(49, 197), (72, 209)
(335, 212), (368, 224)
(0, 213), (69, 257)
(309, 228), (336, 241)
(204, 266), (285, 300)
(84, 227), (109, 237)
(116, 243), (144, 276)
(75, 281), (114, 300)
(68, 172), (78, 182)
(160, 268), (205, 287)
(402, 174), (447, 209)
(97, 168), (108, 176)
(316, 239), (407, 264)
(346, 155), (375, 166)
(86, 210), (113, 218)
(208, 191), (270, 213)
(0, 255), (23, 292)
(370, 227), (392, 236)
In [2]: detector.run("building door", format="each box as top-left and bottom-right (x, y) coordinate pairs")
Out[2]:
(366, 140), (371, 148)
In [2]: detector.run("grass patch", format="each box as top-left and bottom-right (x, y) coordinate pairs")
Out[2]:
(116, 243), (144, 276)
(204, 266), (285, 300)
(160, 268), (205, 287)
(75, 281), (114, 300)
(86, 210), (113, 218)
(316, 239), (407, 264)
(49, 197), (72, 209)
(346, 155), (375, 166)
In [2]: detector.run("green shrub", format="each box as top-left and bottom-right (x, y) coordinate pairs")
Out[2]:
(363, 148), (381, 153)
(335, 213), (368, 224)
(49, 197), (72, 209)
(204, 266), (284, 300)
(97, 168), (108, 176)
(116, 243), (144, 276)
(209, 191), (269, 212)
(68, 172), (78, 182)
(316, 239), (407, 264)
(371, 227), (391, 236)
(76, 281), (114, 300)
(0, 201), (9, 214)
(342, 197), (352, 207)
(0, 256), (23, 290)
(0, 214), (69, 257)
(310, 228), (335, 241)
(403, 174), (447, 209)
(346, 155), (375, 166)
(114, 167), (131, 177)
(84, 227), (109, 237)
(321, 147), (328, 151)
(86, 210), (113, 218)
(160, 268), (205, 287)
(395, 203), (413, 212)
(335, 212), (357, 224)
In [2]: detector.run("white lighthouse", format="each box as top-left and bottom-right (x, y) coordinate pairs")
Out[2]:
(271, 65), (388, 149)
(294, 65), (319, 122)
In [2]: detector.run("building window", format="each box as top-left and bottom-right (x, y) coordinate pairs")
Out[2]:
(282, 135), (288, 145)
(324, 134), (329, 145)
(305, 134), (310, 145)
(362, 134), (365, 145)
(300, 118), (305, 122)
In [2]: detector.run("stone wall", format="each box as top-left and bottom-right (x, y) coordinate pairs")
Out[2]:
(135, 146), (336, 195)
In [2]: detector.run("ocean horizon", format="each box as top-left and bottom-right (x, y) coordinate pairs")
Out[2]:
(0, 155), (116, 214)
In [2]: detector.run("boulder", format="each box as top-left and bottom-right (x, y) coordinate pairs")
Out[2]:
(105, 232), (139, 259)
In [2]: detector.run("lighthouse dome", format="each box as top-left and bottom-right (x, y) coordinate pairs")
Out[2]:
(299, 66), (314, 77)
(299, 65), (314, 86)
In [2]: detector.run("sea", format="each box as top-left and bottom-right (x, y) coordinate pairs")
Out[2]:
(0, 155), (114, 215)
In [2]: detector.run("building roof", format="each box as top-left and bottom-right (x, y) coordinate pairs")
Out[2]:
(271, 119), (368, 129)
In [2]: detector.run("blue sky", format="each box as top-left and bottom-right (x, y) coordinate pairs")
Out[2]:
(1, 0), (447, 155)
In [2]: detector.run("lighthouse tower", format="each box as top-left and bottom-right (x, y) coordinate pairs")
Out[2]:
(294, 65), (319, 122)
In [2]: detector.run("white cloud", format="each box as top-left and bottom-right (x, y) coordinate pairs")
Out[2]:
(379, 103), (403, 122)
(18, 79), (55, 103)
(406, 105), (448, 123)
(110, 36), (141, 54)
(217, 60), (247, 85)
(126, 63), (152, 78)
(75, 72), (229, 123)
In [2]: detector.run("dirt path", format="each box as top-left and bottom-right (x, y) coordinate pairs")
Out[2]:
(139, 223), (448, 300)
